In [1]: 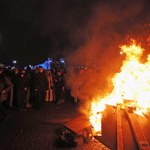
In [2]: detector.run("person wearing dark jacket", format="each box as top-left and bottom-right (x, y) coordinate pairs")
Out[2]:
(54, 70), (65, 104)
(0, 67), (13, 121)
(34, 66), (47, 109)
(15, 68), (29, 111)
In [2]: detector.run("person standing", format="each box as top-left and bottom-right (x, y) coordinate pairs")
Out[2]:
(15, 68), (29, 111)
(0, 67), (13, 121)
(25, 66), (32, 108)
(12, 67), (20, 109)
(34, 66), (47, 109)
(45, 69), (54, 102)
(54, 70), (65, 104)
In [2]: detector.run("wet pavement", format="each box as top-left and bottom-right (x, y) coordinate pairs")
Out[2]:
(0, 99), (110, 150)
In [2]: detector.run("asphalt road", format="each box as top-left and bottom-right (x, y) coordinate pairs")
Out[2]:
(1, 98), (148, 150)
(0, 99), (78, 150)
(0, 96), (110, 150)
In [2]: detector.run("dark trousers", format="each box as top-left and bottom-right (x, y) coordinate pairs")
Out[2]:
(34, 90), (45, 109)
(0, 102), (7, 118)
(55, 87), (65, 103)
(16, 90), (26, 110)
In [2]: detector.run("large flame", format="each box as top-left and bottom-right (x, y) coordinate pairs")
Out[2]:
(89, 39), (150, 134)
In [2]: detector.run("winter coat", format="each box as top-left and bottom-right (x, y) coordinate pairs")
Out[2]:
(0, 76), (13, 102)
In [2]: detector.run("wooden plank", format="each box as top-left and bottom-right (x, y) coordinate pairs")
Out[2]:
(64, 114), (110, 149)
(125, 109), (150, 150)
(117, 104), (124, 150)
(64, 114), (92, 135)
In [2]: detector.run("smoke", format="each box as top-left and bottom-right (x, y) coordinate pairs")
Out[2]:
(64, 0), (150, 111)
(1, 0), (149, 65)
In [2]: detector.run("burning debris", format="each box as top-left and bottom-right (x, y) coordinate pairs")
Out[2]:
(89, 39), (150, 135)
(53, 125), (98, 149)
(82, 127), (94, 143)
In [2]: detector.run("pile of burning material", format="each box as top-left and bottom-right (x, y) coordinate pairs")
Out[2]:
(53, 124), (96, 148)
(60, 39), (150, 148)
(123, 99), (137, 113)
(143, 108), (150, 118)
(63, 114), (103, 146)
(88, 40), (150, 137)
(82, 126), (94, 143)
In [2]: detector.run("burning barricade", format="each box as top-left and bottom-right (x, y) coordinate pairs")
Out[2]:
(89, 39), (150, 136)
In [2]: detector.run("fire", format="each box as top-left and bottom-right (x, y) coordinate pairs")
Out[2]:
(89, 39), (150, 135)
(89, 98), (106, 135)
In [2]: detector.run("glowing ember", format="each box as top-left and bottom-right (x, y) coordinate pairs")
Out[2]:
(89, 39), (150, 134)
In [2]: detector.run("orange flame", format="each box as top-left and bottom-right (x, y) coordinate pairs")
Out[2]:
(89, 39), (150, 134)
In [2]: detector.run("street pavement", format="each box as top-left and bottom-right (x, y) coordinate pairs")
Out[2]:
(2, 98), (149, 150)
(0, 98), (110, 150)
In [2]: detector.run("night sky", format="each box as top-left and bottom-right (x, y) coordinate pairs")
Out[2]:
(0, 0), (150, 66)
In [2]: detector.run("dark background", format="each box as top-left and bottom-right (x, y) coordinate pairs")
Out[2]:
(0, 0), (150, 66)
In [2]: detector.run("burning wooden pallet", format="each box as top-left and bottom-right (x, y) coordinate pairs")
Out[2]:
(116, 104), (124, 150)
(64, 114), (110, 149)
(125, 108), (150, 150)
(64, 114), (91, 135)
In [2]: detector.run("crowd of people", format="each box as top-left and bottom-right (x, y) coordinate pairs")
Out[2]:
(0, 65), (66, 121)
